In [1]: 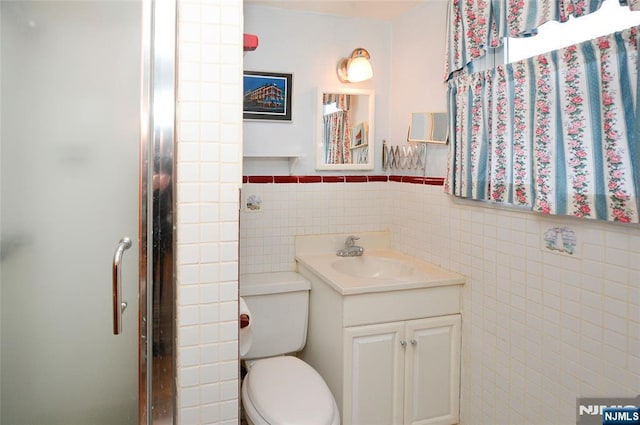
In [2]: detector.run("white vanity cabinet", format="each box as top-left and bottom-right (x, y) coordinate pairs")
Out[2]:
(344, 315), (461, 425)
(297, 259), (464, 425)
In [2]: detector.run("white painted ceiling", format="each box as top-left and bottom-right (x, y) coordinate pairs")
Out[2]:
(243, 0), (430, 21)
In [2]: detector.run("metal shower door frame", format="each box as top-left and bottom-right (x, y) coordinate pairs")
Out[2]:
(140, 1), (177, 424)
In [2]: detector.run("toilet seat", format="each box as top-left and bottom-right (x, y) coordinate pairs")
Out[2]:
(242, 356), (339, 425)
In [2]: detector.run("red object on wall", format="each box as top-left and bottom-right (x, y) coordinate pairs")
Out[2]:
(240, 314), (250, 329)
(243, 33), (259, 51)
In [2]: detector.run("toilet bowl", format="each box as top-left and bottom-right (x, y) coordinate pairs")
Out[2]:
(241, 356), (340, 425)
(239, 272), (340, 425)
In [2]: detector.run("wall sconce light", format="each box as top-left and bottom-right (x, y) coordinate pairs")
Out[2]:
(337, 48), (373, 83)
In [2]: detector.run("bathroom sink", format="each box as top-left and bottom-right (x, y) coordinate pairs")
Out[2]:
(295, 247), (465, 295)
(331, 255), (414, 279)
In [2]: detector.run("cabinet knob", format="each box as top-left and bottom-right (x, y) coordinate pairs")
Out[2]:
(410, 339), (417, 346)
(400, 340), (407, 347)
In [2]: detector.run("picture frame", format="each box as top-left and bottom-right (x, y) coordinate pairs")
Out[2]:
(351, 122), (368, 148)
(243, 71), (293, 121)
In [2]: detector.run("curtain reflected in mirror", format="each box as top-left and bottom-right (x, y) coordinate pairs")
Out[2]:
(322, 94), (354, 164)
(316, 89), (375, 170)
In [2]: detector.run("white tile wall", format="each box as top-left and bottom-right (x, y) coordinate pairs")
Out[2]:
(176, 0), (243, 423)
(388, 182), (640, 425)
(240, 181), (640, 425)
(240, 182), (389, 274)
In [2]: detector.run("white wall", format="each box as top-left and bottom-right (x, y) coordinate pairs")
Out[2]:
(243, 6), (392, 175)
(390, 0), (449, 176)
(242, 2), (451, 177)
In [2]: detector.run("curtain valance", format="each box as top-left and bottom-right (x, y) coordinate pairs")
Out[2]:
(444, 0), (640, 80)
(445, 26), (640, 222)
(322, 93), (350, 110)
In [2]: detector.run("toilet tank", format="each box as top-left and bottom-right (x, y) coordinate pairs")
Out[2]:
(239, 272), (311, 360)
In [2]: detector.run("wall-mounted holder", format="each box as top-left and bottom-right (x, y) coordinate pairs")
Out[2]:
(382, 140), (427, 172)
(245, 194), (263, 212)
(543, 225), (579, 257)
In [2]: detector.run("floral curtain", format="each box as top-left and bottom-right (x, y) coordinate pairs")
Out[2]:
(323, 94), (352, 164)
(445, 26), (640, 222)
(323, 93), (351, 110)
(444, 0), (640, 80)
(323, 111), (352, 164)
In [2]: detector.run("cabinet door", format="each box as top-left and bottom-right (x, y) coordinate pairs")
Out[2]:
(344, 322), (405, 425)
(404, 315), (461, 425)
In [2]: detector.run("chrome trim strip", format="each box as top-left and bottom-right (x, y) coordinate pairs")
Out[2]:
(139, 0), (151, 422)
(140, 0), (177, 424)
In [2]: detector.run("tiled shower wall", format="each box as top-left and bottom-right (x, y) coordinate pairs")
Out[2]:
(176, 0), (243, 423)
(240, 180), (640, 425)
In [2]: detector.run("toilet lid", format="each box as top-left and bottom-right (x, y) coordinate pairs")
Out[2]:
(246, 356), (336, 425)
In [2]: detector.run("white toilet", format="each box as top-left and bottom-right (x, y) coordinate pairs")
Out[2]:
(240, 272), (340, 425)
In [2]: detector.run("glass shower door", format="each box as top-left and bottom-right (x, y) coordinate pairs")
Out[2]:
(1, 1), (141, 423)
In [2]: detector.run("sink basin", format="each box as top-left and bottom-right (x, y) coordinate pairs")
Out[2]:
(332, 256), (414, 279)
(294, 233), (465, 295)
(296, 249), (465, 295)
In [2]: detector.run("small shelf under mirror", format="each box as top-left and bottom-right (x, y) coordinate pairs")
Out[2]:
(243, 154), (303, 175)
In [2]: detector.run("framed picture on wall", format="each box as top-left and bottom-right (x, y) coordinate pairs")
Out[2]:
(243, 71), (293, 121)
(351, 122), (367, 148)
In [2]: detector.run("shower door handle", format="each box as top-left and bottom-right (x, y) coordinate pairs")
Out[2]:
(112, 236), (132, 335)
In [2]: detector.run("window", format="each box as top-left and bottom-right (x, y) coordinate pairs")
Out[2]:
(506, 0), (640, 63)
(323, 102), (341, 115)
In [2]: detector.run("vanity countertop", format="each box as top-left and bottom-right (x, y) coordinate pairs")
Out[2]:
(295, 249), (464, 296)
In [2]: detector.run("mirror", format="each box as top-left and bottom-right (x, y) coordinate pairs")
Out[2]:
(316, 88), (375, 170)
(408, 112), (448, 144)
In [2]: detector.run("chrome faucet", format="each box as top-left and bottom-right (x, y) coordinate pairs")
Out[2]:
(336, 235), (364, 257)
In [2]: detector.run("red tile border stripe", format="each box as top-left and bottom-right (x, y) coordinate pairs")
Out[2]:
(322, 176), (345, 183)
(424, 177), (445, 186)
(367, 175), (388, 182)
(247, 176), (274, 183)
(242, 175), (444, 186)
(273, 176), (299, 183)
(400, 176), (426, 184)
(345, 176), (368, 183)
(298, 176), (322, 183)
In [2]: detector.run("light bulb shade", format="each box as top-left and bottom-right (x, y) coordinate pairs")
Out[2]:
(347, 56), (373, 82)
(337, 48), (373, 83)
